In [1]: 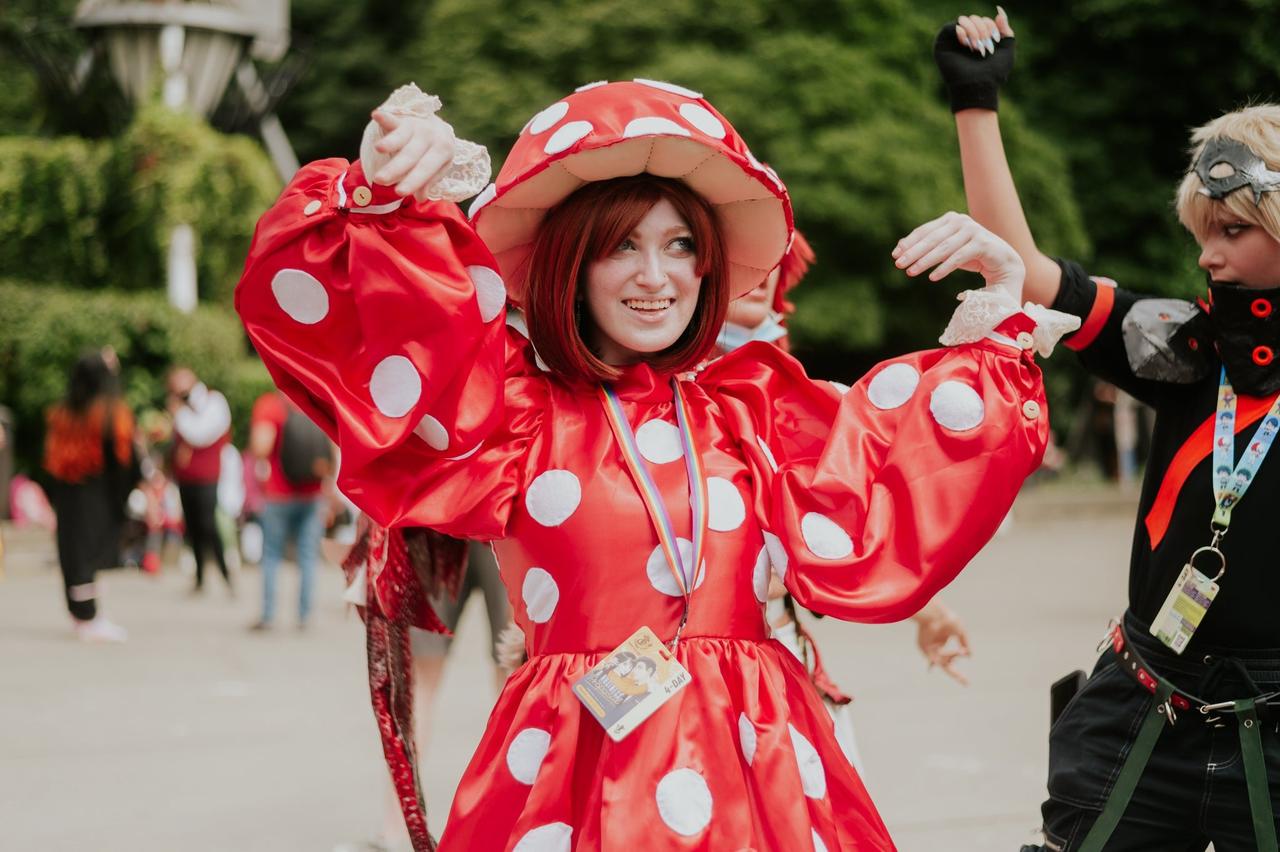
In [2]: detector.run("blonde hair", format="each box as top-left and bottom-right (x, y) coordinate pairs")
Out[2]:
(1176, 104), (1280, 244)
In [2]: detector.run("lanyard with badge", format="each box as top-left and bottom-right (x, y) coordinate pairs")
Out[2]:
(1151, 368), (1280, 653)
(570, 378), (705, 740)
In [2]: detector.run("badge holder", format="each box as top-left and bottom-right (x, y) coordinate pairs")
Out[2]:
(1151, 525), (1225, 654)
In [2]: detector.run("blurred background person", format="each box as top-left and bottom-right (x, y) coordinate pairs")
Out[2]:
(166, 366), (234, 595)
(42, 347), (138, 642)
(248, 389), (333, 631)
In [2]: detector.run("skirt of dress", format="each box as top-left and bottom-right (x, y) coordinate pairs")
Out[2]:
(438, 637), (895, 851)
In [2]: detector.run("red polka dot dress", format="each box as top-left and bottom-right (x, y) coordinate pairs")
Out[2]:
(236, 81), (1066, 851)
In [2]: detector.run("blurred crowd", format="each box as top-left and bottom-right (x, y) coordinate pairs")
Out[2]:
(2, 346), (353, 641)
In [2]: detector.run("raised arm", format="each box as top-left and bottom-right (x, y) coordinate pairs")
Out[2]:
(935, 9), (1063, 307)
(704, 214), (1078, 623)
(236, 85), (546, 537)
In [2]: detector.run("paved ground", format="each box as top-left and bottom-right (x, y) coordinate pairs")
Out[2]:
(0, 480), (1138, 851)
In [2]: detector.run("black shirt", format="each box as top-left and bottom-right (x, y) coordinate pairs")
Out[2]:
(1052, 259), (1280, 649)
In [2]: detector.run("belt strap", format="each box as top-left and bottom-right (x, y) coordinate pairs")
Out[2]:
(1077, 681), (1174, 852)
(1237, 697), (1279, 852)
(1081, 625), (1279, 852)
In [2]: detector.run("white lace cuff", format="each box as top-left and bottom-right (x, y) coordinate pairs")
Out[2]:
(359, 83), (492, 203)
(938, 288), (1021, 347)
(1022, 302), (1082, 358)
(938, 288), (1081, 357)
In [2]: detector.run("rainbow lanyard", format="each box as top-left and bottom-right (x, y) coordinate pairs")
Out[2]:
(599, 379), (708, 648)
(1211, 367), (1280, 530)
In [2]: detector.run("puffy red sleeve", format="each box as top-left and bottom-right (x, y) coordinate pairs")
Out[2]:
(236, 158), (545, 538)
(698, 314), (1048, 623)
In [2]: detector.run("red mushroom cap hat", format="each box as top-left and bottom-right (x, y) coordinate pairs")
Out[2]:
(468, 79), (794, 305)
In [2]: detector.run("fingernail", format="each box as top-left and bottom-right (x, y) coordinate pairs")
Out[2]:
(997, 4), (1007, 18)
(993, 31), (1001, 43)
(984, 38), (995, 52)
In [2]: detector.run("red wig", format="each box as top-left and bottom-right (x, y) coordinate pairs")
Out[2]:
(773, 230), (815, 316)
(524, 175), (728, 382)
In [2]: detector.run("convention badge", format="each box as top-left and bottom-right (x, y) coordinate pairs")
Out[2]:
(571, 626), (692, 742)
(1150, 556), (1222, 654)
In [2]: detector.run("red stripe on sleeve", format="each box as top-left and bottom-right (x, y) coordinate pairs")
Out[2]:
(1065, 279), (1116, 352)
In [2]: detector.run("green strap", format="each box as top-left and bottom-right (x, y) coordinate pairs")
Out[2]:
(1236, 698), (1279, 852)
(1077, 682), (1174, 852)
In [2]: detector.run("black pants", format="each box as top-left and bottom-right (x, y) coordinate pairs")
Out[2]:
(51, 476), (120, 622)
(178, 482), (229, 589)
(1028, 610), (1280, 851)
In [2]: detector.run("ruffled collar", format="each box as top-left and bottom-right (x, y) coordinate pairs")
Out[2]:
(560, 360), (680, 405)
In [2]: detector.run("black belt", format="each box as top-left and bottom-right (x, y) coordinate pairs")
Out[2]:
(1078, 622), (1279, 852)
(1108, 621), (1280, 722)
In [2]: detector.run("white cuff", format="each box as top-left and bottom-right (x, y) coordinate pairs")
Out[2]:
(359, 83), (492, 203)
(938, 289), (1081, 358)
(1022, 302), (1082, 358)
(938, 288), (1021, 347)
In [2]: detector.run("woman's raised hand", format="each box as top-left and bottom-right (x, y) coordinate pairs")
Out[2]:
(892, 211), (1025, 303)
(369, 110), (459, 201)
(955, 7), (1014, 55)
(934, 7), (1015, 113)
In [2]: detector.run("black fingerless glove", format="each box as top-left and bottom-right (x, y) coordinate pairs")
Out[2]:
(933, 23), (1015, 113)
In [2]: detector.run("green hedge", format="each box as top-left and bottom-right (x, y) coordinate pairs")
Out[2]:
(0, 280), (273, 476)
(0, 103), (280, 308)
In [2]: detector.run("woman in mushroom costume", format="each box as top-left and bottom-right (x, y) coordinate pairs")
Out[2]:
(237, 79), (1075, 851)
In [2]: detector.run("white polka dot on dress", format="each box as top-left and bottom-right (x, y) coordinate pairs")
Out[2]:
(270, 268), (329, 325)
(930, 380), (985, 431)
(756, 436), (779, 473)
(369, 355), (422, 418)
(543, 120), (593, 155)
(574, 80), (608, 92)
(801, 513), (854, 560)
(623, 116), (692, 138)
(677, 103), (726, 138)
(763, 531), (788, 582)
(521, 568), (560, 624)
(524, 470), (582, 527)
(527, 101), (570, 135)
(505, 727), (552, 785)
(829, 380), (851, 395)
(866, 362), (920, 410)
(635, 419), (683, 464)
(468, 265), (506, 323)
(445, 443), (482, 462)
(788, 724), (828, 800)
(413, 414), (449, 451)
(512, 822), (572, 852)
(645, 539), (705, 597)
(812, 828), (829, 852)
(738, 712), (758, 765)
(467, 183), (496, 219)
(707, 476), (746, 532)
(655, 768), (713, 836)
(751, 545), (770, 603)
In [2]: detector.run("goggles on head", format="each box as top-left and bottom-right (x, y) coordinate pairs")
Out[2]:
(1193, 137), (1280, 204)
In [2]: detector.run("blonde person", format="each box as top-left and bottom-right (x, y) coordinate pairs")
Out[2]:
(935, 9), (1280, 850)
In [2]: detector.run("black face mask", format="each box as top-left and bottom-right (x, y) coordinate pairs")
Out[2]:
(1207, 279), (1280, 395)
